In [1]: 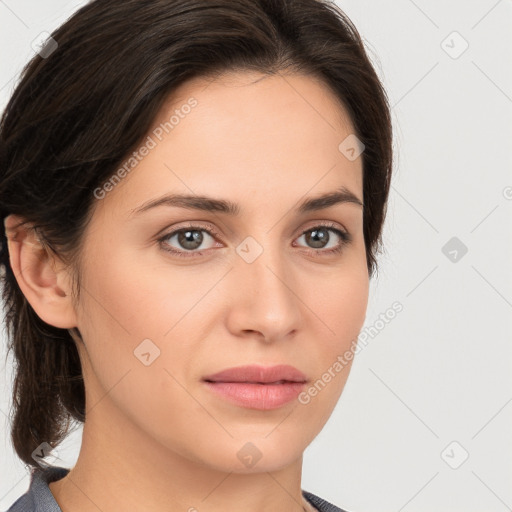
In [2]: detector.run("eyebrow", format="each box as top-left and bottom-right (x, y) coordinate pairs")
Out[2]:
(129, 185), (363, 217)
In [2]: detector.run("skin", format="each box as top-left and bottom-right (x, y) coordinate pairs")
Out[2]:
(5, 70), (369, 512)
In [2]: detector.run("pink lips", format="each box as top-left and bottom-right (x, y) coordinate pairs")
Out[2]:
(202, 364), (308, 410)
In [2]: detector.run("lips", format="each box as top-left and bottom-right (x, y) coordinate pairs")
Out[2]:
(202, 364), (308, 410)
(202, 364), (308, 384)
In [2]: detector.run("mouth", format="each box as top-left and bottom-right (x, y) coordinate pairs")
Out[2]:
(203, 379), (303, 385)
(202, 364), (308, 385)
(201, 364), (308, 410)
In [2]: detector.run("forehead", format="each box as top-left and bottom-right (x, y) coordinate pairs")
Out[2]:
(157, 70), (356, 138)
(94, 70), (362, 219)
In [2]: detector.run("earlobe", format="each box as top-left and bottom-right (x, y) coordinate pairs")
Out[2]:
(4, 213), (78, 329)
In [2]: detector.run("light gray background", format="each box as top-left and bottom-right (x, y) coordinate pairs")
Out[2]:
(1, 1), (511, 511)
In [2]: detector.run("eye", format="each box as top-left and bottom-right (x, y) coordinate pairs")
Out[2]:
(157, 223), (220, 258)
(157, 221), (352, 259)
(293, 222), (352, 256)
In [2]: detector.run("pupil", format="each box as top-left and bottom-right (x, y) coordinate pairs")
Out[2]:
(307, 228), (328, 249)
(178, 230), (203, 250)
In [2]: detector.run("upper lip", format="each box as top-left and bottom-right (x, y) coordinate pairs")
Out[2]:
(202, 364), (307, 384)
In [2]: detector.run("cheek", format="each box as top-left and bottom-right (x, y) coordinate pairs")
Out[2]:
(74, 248), (203, 445)
(332, 269), (368, 343)
(307, 254), (369, 349)
(298, 255), (369, 406)
(75, 242), (209, 396)
(78, 243), (185, 340)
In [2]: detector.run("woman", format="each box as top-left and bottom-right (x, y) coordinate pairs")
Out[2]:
(0, 0), (392, 510)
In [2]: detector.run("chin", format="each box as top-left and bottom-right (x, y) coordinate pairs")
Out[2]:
(201, 435), (305, 474)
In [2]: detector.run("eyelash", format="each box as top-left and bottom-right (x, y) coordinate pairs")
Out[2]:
(157, 221), (352, 259)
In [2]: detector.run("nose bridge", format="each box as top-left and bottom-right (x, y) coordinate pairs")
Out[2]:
(229, 231), (301, 337)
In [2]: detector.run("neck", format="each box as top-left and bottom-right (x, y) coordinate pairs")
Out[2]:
(49, 398), (309, 512)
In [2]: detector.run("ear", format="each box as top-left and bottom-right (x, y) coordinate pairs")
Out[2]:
(4, 214), (78, 329)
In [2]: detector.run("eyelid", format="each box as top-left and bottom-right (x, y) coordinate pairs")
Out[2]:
(298, 219), (348, 237)
(156, 219), (348, 241)
(155, 221), (224, 256)
(156, 220), (351, 257)
(155, 221), (223, 242)
(293, 221), (352, 250)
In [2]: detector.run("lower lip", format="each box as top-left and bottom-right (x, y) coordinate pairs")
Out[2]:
(203, 381), (306, 410)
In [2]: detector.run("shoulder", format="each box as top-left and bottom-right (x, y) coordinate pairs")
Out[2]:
(302, 489), (352, 512)
(5, 465), (69, 512)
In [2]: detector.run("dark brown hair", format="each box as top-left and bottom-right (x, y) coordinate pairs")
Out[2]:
(0, 0), (392, 468)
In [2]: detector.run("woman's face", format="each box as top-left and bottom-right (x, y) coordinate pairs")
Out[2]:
(73, 70), (368, 472)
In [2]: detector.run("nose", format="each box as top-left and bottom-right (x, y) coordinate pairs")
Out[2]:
(225, 240), (303, 343)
